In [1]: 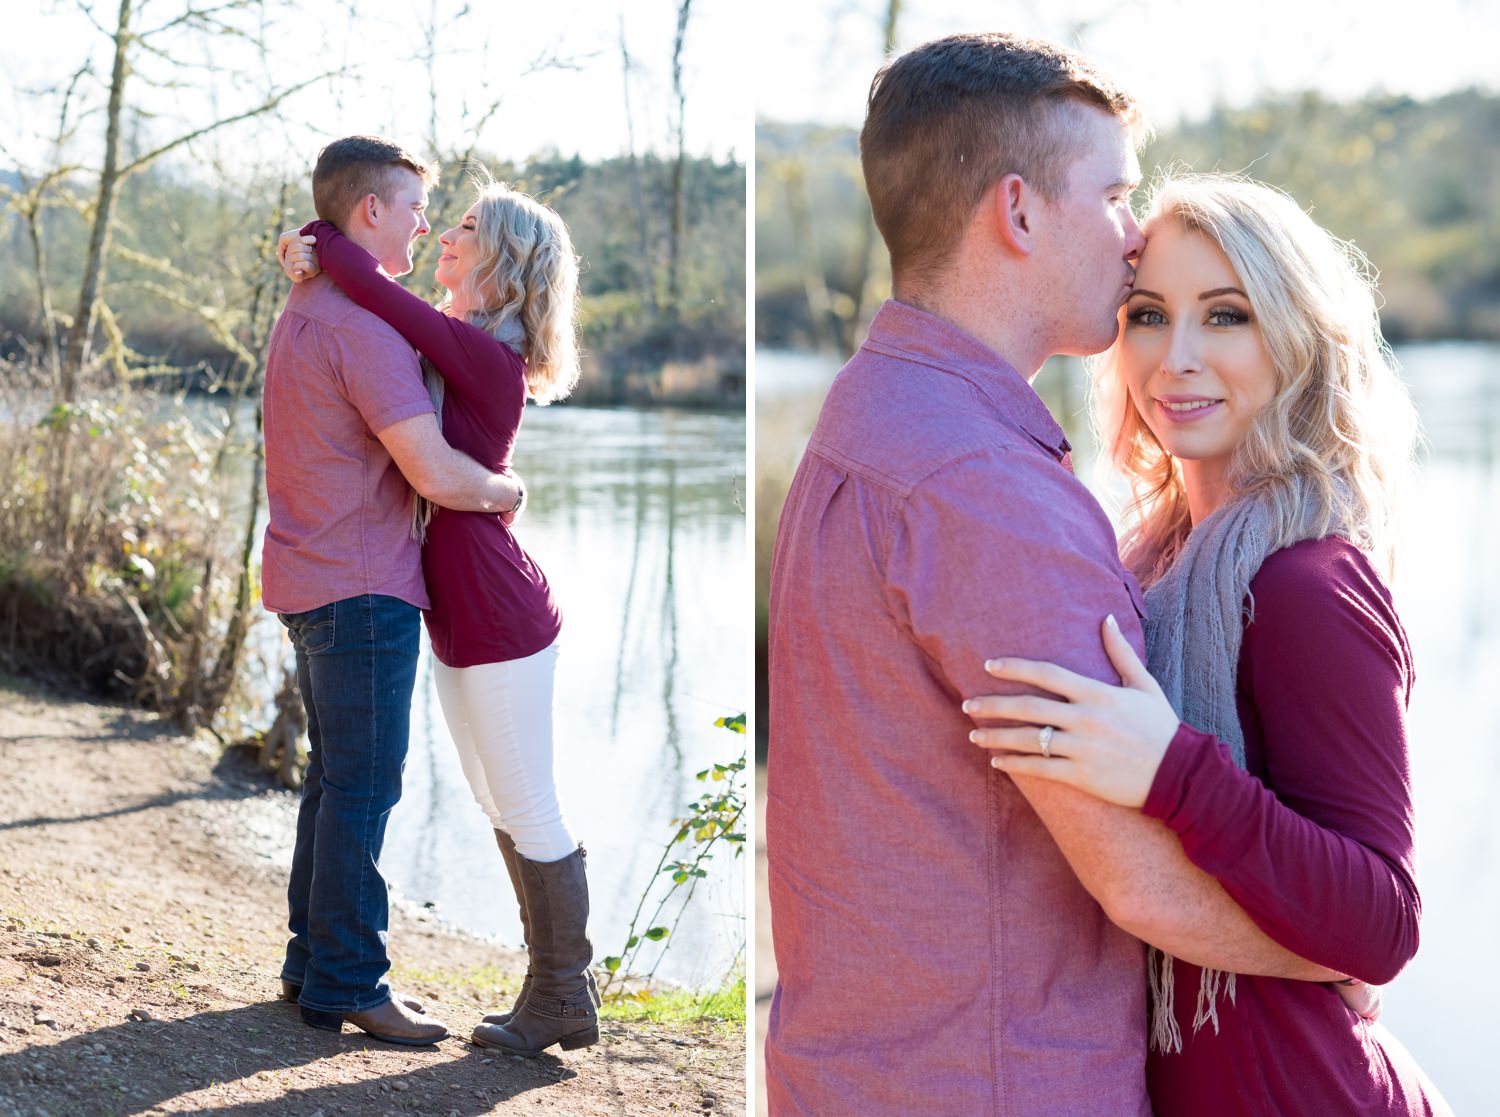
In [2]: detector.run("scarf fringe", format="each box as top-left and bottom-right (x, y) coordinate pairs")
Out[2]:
(1147, 948), (1182, 1055)
(1148, 948), (1239, 1055)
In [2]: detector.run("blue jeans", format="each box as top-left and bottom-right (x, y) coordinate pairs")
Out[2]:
(277, 594), (419, 1013)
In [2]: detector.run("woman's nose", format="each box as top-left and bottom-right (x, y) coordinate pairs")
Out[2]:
(1162, 325), (1200, 377)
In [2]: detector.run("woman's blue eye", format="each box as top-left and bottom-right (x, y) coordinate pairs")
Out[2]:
(1127, 306), (1166, 327)
(1207, 307), (1249, 326)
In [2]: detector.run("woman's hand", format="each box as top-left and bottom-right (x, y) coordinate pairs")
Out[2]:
(277, 230), (320, 282)
(1334, 979), (1382, 1021)
(963, 614), (1180, 808)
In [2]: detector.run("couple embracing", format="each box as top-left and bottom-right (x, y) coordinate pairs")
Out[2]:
(766, 33), (1451, 1116)
(260, 136), (598, 1054)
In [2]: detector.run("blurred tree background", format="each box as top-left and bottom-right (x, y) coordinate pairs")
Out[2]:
(0, 149), (746, 403)
(758, 88), (1500, 353)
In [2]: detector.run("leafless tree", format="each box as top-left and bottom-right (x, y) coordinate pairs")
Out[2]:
(620, 14), (656, 310)
(837, 0), (900, 353)
(666, 0), (692, 313)
(50, 0), (333, 402)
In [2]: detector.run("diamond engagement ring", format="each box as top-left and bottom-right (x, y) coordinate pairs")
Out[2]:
(1038, 725), (1054, 758)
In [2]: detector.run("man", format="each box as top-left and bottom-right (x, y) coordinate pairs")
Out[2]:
(262, 135), (525, 1046)
(765, 34), (1341, 1114)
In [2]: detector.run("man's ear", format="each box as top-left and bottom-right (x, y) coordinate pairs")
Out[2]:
(351, 192), (381, 230)
(990, 173), (1038, 257)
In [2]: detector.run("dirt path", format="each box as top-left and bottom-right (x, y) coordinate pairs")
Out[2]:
(0, 676), (742, 1117)
(752, 774), (769, 1117)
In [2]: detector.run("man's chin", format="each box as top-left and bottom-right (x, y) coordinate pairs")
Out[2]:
(1057, 321), (1121, 358)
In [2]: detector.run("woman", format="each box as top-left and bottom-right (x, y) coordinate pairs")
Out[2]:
(278, 177), (598, 1058)
(964, 176), (1450, 1114)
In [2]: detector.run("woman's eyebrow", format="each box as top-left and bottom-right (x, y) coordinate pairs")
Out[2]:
(1199, 286), (1248, 300)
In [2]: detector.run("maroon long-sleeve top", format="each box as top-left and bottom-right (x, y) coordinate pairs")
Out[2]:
(1142, 536), (1449, 1115)
(302, 220), (562, 667)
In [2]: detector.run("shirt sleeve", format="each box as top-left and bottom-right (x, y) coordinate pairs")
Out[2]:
(324, 317), (432, 437)
(1141, 539), (1421, 983)
(883, 445), (1148, 709)
(302, 220), (517, 402)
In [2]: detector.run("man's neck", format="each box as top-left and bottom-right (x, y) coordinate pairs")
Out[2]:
(895, 271), (1051, 382)
(335, 221), (389, 273)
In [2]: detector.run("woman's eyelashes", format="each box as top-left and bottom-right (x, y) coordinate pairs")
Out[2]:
(1124, 304), (1252, 328)
(1205, 305), (1251, 327)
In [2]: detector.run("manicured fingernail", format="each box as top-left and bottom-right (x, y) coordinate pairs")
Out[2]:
(984, 658), (1002, 672)
(1106, 614), (1118, 630)
(962, 699), (977, 714)
(968, 729), (981, 743)
(991, 756), (1004, 768)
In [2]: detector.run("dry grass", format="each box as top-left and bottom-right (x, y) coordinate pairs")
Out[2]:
(0, 362), (246, 715)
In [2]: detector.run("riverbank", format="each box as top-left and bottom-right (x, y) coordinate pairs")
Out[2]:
(0, 675), (743, 1117)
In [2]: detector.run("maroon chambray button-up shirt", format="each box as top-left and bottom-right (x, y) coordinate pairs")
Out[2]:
(262, 274), (433, 615)
(766, 300), (1153, 1116)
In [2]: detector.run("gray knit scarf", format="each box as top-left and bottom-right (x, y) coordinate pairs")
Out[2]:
(1140, 484), (1331, 1054)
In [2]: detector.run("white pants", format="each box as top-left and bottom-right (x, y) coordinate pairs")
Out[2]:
(433, 641), (577, 862)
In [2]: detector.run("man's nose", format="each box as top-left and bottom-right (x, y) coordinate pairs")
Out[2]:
(1123, 210), (1146, 261)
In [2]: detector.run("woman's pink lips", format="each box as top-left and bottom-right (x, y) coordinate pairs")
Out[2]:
(1154, 396), (1224, 423)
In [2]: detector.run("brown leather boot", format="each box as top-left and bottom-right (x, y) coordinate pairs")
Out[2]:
(300, 996), (449, 1046)
(481, 829), (532, 1026)
(471, 846), (600, 1057)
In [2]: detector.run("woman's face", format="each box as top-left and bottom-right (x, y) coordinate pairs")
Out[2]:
(434, 203), (482, 296)
(1118, 220), (1278, 481)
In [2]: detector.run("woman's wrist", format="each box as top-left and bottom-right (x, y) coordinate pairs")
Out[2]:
(1141, 723), (1209, 822)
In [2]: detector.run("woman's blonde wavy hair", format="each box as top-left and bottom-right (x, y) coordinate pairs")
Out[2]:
(1087, 174), (1419, 585)
(435, 174), (581, 404)
(411, 174), (582, 539)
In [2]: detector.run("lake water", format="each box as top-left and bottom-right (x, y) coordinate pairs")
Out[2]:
(755, 344), (1500, 1114)
(234, 404), (748, 991)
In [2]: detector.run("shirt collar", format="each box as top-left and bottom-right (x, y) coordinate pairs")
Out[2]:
(861, 299), (1072, 461)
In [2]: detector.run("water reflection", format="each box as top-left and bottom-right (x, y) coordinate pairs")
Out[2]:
(756, 344), (1500, 1113)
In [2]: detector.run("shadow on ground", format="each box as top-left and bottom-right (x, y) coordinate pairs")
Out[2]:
(0, 1000), (570, 1117)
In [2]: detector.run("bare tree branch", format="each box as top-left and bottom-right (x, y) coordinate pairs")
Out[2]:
(116, 69), (335, 178)
(137, 0), (256, 40)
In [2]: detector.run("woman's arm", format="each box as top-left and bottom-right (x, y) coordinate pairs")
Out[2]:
(1142, 540), (1420, 984)
(297, 220), (518, 401)
(967, 540), (1421, 984)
